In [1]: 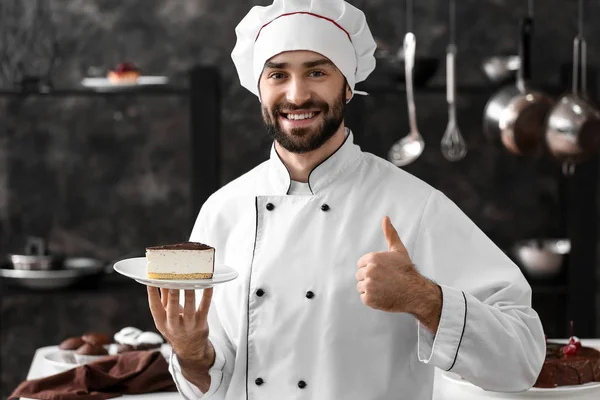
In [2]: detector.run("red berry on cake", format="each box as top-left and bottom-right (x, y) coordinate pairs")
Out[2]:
(569, 336), (581, 349)
(562, 343), (578, 356)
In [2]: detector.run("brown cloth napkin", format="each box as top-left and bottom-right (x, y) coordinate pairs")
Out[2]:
(9, 349), (177, 400)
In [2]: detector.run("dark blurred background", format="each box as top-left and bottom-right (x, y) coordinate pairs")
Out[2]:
(1, 0), (599, 398)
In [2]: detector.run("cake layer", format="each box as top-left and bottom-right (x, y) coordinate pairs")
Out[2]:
(146, 242), (214, 280)
(148, 272), (213, 279)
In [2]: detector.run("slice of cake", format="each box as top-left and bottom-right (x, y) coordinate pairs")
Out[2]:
(146, 242), (215, 280)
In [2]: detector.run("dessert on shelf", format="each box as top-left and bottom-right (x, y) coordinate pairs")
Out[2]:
(108, 62), (141, 84)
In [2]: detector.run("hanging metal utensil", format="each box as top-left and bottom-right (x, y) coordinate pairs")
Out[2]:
(482, 0), (554, 157)
(441, 0), (467, 161)
(388, 0), (425, 167)
(545, 0), (600, 176)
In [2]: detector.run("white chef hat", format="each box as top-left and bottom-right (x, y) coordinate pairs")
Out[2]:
(231, 0), (377, 102)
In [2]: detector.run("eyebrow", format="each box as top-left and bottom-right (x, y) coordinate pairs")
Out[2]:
(264, 58), (335, 70)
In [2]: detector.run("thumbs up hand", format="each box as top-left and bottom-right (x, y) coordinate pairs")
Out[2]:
(356, 217), (442, 331)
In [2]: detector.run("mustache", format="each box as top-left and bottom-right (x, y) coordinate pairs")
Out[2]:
(273, 100), (328, 115)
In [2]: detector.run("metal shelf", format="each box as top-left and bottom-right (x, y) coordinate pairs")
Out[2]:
(356, 83), (565, 95)
(0, 87), (190, 97)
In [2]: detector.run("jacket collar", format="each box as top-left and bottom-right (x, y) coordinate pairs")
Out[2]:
(268, 128), (362, 195)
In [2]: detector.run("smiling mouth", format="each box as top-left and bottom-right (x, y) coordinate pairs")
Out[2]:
(281, 111), (320, 121)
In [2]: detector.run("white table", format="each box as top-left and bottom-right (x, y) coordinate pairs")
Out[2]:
(24, 340), (600, 399)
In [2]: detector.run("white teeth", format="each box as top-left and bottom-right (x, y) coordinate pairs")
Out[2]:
(286, 112), (315, 120)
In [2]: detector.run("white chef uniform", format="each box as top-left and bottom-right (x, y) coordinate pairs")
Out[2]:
(168, 129), (545, 400)
(168, 0), (546, 398)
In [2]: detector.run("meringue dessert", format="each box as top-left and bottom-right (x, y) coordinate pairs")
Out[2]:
(146, 242), (215, 280)
(114, 326), (164, 353)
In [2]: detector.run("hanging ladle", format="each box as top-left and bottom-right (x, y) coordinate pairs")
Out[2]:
(389, 0), (425, 166)
(441, 0), (467, 161)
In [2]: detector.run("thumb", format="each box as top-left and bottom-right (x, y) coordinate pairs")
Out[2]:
(382, 216), (407, 253)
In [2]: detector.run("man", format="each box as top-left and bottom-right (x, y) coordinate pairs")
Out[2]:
(147, 0), (546, 399)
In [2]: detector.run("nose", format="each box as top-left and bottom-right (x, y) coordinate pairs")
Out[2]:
(285, 77), (311, 106)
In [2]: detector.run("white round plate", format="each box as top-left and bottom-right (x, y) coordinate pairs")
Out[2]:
(81, 76), (169, 91)
(441, 371), (600, 399)
(113, 257), (238, 289)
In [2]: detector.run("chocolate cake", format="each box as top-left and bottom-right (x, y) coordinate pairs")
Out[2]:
(534, 341), (600, 388)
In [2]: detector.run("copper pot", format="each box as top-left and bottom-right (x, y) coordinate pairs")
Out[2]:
(483, 17), (554, 156)
(545, 35), (600, 175)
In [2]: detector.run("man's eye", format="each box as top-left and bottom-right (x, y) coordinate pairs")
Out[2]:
(310, 71), (325, 77)
(269, 73), (285, 79)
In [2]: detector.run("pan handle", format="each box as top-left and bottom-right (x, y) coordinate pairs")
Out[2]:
(577, 0), (587, 97)
(572, 36), (582, 96)
(517, 17), (533, 91)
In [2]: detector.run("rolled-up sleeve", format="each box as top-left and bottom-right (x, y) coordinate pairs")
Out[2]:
(413, 190), (546, 392)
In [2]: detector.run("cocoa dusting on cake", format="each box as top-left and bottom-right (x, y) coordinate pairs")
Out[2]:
(146, 241), (214, 251)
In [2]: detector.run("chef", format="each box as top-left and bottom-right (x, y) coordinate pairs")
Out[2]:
(146, 0), (546, 399)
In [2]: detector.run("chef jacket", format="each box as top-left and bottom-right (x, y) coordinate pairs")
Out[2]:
(168, 128), (546, 400)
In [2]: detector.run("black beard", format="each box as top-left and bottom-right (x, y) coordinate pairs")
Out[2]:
(262, 84), (346, 154)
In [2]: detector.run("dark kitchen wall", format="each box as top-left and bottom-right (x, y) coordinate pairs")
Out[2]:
(1, 0), (600, 397)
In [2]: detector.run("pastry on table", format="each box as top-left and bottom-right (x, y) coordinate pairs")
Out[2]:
(58, 331), (109, 350)
(107, 62), (140, 84)
(73, 342), (109, 364)
(114, 326), (164, 353)
(146, 242), (215, 280)
(81, 332), (111, 346)
(58, 336), (85, 350)
(58, 331), (111, 365)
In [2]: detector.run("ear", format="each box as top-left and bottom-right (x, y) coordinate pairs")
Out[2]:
(345, 84), (352, 102)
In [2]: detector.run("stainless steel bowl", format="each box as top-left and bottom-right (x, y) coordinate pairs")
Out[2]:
(512, 239), (570, 279)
